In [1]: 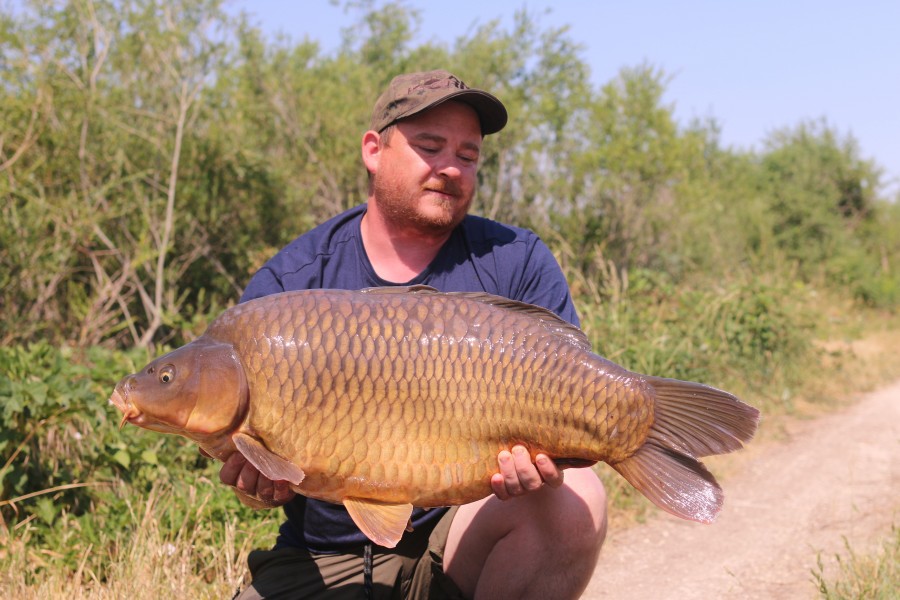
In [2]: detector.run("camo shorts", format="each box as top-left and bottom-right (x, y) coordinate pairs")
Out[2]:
(233, 507), (465, 600)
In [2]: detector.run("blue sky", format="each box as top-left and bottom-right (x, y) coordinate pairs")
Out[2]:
(231, 1), (900, 197)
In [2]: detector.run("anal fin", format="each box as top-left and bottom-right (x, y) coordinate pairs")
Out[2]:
(343, 497), (414, 549)
(611, 441), (723, 523)
(233, 432), (305, 485)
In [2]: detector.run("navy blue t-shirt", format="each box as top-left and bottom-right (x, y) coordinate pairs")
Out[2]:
(240, 204), (579, 552)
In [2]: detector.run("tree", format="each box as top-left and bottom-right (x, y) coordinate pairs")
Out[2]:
(1, 0), (233, 347)
(760, 120), (881, 279)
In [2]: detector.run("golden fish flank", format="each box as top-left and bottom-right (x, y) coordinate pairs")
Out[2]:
(109, 285), (760, 548)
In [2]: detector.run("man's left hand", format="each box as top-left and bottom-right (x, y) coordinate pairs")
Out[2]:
(490, 444), (563, 500)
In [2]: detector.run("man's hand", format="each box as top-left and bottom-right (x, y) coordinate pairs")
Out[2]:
(490, 445), (563, 501)
(218, 452), (296, 509)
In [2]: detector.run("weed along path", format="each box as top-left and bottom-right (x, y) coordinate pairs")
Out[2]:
(581, 378), (900, 600)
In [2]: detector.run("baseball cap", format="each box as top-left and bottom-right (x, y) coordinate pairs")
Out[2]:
(370, 69), (508, 135)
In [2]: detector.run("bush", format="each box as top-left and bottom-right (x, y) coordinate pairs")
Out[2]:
(0, 342), (278, 584)
(572, 264), (818, 409)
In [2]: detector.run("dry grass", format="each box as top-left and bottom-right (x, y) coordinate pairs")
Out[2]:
(813, 526), (900, 600)
(797, 307), (900, 416)
(0, 483), (273, 599)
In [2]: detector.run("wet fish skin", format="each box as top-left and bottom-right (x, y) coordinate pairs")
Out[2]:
(209, 288), (654, 506)
(109, 286), (759, 547)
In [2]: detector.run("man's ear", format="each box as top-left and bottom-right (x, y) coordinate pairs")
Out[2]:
(361, 130), (381, 174)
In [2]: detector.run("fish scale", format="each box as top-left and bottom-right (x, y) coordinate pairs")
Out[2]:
(110, 285), (759, 548)
(216, 290), (639, 504)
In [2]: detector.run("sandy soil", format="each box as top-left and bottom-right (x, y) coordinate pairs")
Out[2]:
(581, 378), (900, 600)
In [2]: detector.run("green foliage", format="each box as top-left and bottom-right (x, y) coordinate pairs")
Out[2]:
(1, 344), (109, 517)
(1, 343), (147, 517)
(813, 527), (900, 600)
(1, 0), (238, 348)
(2, 0), (897, 350)
(759, 120), (882, 283)
(0, 343), (277, 581)
(833, 198), (900, 309)
(560, 243), (819, 408)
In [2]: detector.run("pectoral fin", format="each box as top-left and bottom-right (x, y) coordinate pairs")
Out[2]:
(233, 432), (305, 485)
(343, 497), (414, 548)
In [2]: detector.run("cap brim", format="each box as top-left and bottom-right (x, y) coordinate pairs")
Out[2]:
(445, 90), (508, 135)
(396, 88), (508, 136)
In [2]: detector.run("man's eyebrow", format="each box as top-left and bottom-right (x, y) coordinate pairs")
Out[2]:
(460, 140), (481, 154)
(411, 132), (446, 144)
(411, 132), (481, 154)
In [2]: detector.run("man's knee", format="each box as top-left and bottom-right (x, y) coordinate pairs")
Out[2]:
(545, 467), (608, 557)
(498, 466), (608, 562)
(444, 468), (607, 597)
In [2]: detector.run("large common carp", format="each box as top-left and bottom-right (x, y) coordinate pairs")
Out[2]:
(109, 286), (759, 547)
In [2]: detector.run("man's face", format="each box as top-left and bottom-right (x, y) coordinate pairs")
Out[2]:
(371, 101), (483, 235)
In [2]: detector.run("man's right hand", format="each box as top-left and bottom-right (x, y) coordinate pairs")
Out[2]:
(219, 452), (297, 509)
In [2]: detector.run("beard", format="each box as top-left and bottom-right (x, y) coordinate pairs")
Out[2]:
(373, 174), (472, 236)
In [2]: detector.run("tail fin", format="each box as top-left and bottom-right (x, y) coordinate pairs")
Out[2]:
(610, 377), (760, 523)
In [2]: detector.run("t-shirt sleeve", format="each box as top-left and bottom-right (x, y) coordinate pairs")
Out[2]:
(240, 267), (286, 303)
(461, 215), (581, 327)
(237, 205), (368, 304)
(515, 237), (581, 328)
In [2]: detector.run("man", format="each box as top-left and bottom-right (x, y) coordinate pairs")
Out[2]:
(225, 70), (608, 599)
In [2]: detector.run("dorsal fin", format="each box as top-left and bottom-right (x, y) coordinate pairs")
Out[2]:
(358, 285), (592, 351)
(359, 284), (439, 295)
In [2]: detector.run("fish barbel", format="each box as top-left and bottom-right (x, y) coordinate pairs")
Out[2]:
(108, 286), (759, 547)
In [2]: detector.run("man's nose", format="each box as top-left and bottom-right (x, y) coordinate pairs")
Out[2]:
(435, 156), (464, 179)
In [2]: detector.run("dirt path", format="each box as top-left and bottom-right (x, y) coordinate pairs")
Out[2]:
(581, 378), (900, 600)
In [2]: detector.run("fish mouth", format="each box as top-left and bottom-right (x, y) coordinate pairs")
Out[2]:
(108, 388), (142, 429)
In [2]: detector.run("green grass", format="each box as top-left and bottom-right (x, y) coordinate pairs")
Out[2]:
(813, 526), (900, 599)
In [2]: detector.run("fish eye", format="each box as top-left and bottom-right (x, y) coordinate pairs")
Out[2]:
(159, 365), (175, 384)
